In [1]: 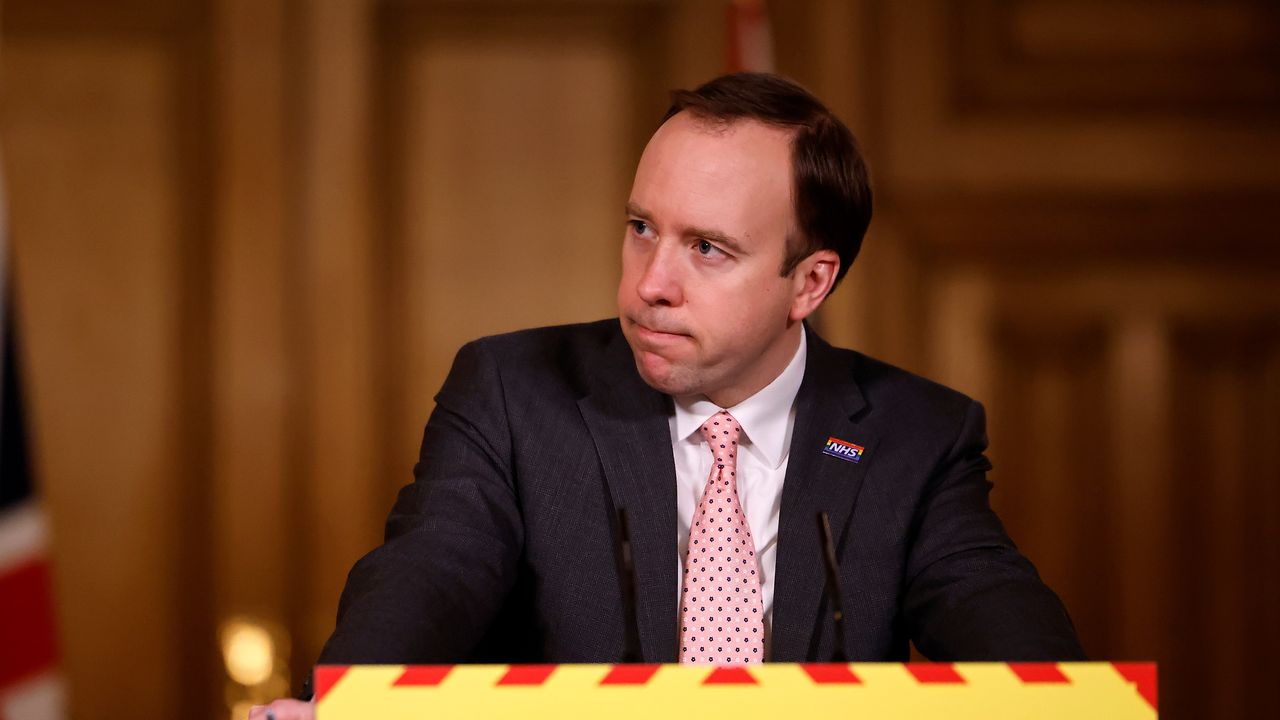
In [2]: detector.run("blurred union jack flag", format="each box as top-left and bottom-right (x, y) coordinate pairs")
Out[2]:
(0, 147), (65, 719)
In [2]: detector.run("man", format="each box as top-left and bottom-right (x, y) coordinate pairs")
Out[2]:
(251, 72), (1081, 720)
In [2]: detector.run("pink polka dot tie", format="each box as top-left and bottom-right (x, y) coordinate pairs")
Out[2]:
(678, 410), (764, 664)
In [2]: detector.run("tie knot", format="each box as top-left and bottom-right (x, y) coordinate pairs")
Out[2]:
(699, 410), (742, 451)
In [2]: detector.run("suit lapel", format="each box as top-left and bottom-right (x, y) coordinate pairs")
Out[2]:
(577, 329), (679, 662)
(770, 330), (877, 662)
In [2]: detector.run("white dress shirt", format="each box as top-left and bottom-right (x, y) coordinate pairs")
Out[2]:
(669, 326), (807, 657)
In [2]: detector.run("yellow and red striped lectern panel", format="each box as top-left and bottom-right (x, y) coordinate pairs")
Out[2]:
(315, 662), (1157, 719)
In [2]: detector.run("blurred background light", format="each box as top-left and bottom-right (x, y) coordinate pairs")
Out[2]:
(220, 617), (276, 687)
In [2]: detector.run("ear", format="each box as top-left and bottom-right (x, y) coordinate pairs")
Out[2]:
(788, 249), (840, 323)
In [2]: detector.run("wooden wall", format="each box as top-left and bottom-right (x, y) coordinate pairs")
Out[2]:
(787, 2), (1280, 717)
(3, 1), (1276, 718)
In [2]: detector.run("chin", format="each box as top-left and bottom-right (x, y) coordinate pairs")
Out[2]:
(631, 350), (700, 397)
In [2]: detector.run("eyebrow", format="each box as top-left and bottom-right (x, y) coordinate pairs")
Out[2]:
(625, 201), (748, 255)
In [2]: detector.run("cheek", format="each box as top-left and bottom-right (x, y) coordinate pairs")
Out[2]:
(717, 284), (789, 343)
(619, 237), (652, 276)
(725, 279), (786, 319)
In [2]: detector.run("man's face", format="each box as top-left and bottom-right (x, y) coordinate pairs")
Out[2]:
(617, 112), (834, 407)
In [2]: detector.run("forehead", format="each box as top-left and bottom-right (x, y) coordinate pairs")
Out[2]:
(630, 113), (796, 245)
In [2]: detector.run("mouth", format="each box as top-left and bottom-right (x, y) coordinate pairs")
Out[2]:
(630, 318), (690, 344)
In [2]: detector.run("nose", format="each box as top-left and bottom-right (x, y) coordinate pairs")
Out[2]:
(634, 242), (684, 307)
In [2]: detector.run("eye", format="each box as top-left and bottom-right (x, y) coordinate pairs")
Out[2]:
(696, 239), (722, 257)
(627, 219), (653, 237)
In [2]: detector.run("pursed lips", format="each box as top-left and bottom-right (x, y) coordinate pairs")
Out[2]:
(631, 318), (691, 343)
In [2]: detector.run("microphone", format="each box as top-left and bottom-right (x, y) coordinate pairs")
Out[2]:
(614, 509), (643, 662)
(816, 511), (849, 662)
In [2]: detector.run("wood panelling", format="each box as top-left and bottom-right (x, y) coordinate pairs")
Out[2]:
(953, 0), (1280, 113)
(2, 38), (188, 720)
(1168, 321), (1280, 717)
(881, 0), (1280, 192)
(293, 0), (385, 686)
(1106, 312), (1174, 664)
(210, 0), (293, 648)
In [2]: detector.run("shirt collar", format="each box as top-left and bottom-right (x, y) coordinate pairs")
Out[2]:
(672, 325), (807, 469)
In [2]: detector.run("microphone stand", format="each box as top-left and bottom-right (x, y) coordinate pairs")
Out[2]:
(817, 512), (849, 662)
(614, 509), (643, 663)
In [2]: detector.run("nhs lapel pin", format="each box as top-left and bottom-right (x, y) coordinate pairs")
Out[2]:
(822, 436), (865, 464)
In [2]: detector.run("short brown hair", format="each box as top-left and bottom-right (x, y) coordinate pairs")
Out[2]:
(661, 72), (872, 290)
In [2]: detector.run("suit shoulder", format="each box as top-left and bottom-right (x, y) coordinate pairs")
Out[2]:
(450, 319), (619, 392)
(465, 319), (618, 364)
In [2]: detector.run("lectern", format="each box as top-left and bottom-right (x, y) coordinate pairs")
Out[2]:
(313, 662), (1157, 718)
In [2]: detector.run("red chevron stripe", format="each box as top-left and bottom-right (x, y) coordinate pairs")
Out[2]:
(906, 663), (964, 683)
(312, 666), (350, 701)
(703, 667), (757, 685)
(393, 666), (453, 686)
(497, 665), (556, 685)
(600, 665), (661, 685)
(1008, 663), (1069, 683)
(1113, 663), (1158, 710)
(801, 664), (863, 684)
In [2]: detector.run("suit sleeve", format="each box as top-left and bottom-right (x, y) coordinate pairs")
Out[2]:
(901, 400), (1087, 661)
(317, 339), (523, 663)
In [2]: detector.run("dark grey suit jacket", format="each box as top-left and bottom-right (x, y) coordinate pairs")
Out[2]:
(318, 319), (1083, 664)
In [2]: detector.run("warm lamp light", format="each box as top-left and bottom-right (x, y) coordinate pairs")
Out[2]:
(220, 617), (276, 687)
